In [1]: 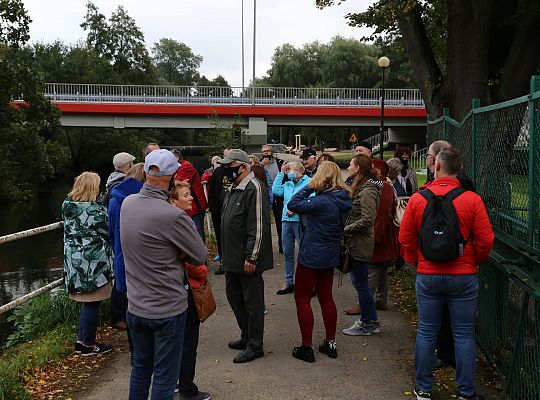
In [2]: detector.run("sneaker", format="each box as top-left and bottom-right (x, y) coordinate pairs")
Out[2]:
(213, 255), (220, 261)
(371, 320), (381, 334)
(413, 387), (432, 399)
(292, 345), (315, 363)
(318, 340), (337, 359)
(343, 320), (375, 336)
(276, 284), (294, 295)
(79, 342), (113, 356)
(179, 391), (212, 400)
(74, 342), (84, 353)
(457, 394), (483, 400)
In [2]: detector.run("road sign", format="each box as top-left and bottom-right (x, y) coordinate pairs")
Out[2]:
(349, 133), (358, 143)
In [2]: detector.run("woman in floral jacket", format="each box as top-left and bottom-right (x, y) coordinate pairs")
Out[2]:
(62, 172), (114, 356)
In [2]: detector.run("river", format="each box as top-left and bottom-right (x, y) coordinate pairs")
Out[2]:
(0, 155), (211, 350)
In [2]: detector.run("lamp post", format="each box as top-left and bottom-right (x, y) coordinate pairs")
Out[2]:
(241, 0), (245, 95)
(378, 56), (390, 160)
(252, 0), (257, 106)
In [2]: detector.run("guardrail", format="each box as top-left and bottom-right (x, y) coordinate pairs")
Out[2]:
(0, 222), (64, 316)
(44, 83), (425, 108)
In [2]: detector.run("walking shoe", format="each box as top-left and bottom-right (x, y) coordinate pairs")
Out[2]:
(292, 345), (315, 363)
(233, 348), (264, 363)
(228, 339), (247, 350)
(74, 342), (84, 353)
(79, 342), (113, 356)
(457, 394), (483, 400)
(343, 305), (361, 315)
(213, 255), (220, 261)
(413, 387), (432, 399)
(371, 320), (381, 334)
(343, 320), (375, 336)
(276, 284), (294, 295)
(179, 391), (212, 400)
(111, 321), (127, 330)
(318, 340), (337, 359)
(214, 267), (225, 275)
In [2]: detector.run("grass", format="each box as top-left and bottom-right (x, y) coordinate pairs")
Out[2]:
(0, 289), (113, 400)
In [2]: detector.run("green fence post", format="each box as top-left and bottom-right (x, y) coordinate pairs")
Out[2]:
(471, 98), (480, 187)
(528, 76), (540, 246)
(443, 107), (450, 141)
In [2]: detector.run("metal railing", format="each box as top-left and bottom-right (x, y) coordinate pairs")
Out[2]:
(368, 131), (390, 153)
(43, 83), (425, 108)
(0, 223), (64, 316)
(410, 147), (428, 174)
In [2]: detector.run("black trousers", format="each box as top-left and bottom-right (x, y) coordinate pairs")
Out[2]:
(110, 286), (128, 324)
(225, 272), (265, 351)
(178, 289), (201, 397)
(436, 304), (456, 367)
(272, 197), (284, 252)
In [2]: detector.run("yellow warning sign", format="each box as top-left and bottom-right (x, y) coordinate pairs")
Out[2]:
(349, 133), (358, 143)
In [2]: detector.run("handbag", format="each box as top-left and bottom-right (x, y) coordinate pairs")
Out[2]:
(191, 279), (217, 323)
(393, 196), (410, 228)
(335, 204), (353, 274)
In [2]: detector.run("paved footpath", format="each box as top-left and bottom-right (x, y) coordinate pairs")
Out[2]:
(81, 232), (417, 400)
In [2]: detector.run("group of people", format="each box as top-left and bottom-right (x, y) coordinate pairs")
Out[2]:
(61, 138), (494, 400)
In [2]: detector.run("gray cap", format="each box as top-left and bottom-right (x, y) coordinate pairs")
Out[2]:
(113, 152), (136, 169)
(144, 149), (180, 176)
(217, 149), (249, 165)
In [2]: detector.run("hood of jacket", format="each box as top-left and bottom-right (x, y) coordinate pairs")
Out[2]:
(111, 178), (144, 203)
(327, 188), (354, 213)
(106, 171), (126, 190)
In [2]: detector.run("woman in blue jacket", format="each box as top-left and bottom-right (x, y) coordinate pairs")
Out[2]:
(272, 161), (311, 295)
(287, 161), (352, 363)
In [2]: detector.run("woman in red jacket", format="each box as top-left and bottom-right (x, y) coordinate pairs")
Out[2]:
(399, 148), (494, 400)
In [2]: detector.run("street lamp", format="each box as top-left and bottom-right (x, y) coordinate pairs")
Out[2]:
(378, 56), (390, 160)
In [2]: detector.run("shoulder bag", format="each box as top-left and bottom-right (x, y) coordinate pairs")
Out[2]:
(191, 279), (217, 323)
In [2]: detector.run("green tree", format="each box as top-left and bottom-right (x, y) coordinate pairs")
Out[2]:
(316, 0), (540, 120)
(152, 38), (202, 85)
(0, 0), (63, 200)
(197, 74), (233, 96)
(80, 2), (156, 84)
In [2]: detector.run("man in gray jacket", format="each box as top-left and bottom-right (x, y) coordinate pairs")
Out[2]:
(219, 149), (273, 364)
(121, 149), (207, 400)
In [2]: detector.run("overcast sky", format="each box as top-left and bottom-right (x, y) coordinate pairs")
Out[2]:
(23, 0), (374, 87)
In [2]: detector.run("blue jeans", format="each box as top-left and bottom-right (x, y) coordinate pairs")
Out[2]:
(350, 260), (377, 324)
(127, 311), (187, 400)
(415, 274), (479, 396)
(77, 301), (101, 345)
(282, 221), (302, 286)
(191, 212), (206, 242)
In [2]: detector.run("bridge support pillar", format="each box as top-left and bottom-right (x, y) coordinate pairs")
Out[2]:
(245, 117), (267, 153)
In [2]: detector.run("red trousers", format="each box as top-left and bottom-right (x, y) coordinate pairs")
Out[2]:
(294, 264), (337, 346)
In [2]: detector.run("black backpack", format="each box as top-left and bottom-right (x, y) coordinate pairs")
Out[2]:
(419, 187), (466, 263)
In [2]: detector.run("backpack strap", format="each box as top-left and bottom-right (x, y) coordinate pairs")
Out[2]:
(419, 188), (435, 202)
(444, 187), (466, 202)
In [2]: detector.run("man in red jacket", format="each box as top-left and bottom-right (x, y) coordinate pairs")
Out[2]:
(172, 150), (208, 241)
(399, 147), (494, 400)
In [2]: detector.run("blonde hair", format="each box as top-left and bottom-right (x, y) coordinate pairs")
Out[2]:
(288, 161), (305, 174)
(249, 154), (260, 165)
(309, 161), (349, 193)
(127, 162), (145, 182)
(211, 155), (221, 166)
(170, 180), (190, 200)
(68, 172), (100, 202)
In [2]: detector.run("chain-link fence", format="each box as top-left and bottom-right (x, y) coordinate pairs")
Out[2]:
(427, 76), (540, 399)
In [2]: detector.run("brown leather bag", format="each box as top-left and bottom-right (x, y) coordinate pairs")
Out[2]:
(191, 279), (216, 323)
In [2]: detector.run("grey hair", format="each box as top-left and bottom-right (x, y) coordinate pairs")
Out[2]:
(386, 157), (402, 176)
(288, 161), (305, 174)
(436, 147), (462, 175)
(429, 140), (451, 156)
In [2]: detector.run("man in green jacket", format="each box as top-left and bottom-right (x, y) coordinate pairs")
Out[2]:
(218, 149), (273, 363)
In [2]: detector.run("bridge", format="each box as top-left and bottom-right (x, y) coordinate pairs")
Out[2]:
(45, 83), (428, 147)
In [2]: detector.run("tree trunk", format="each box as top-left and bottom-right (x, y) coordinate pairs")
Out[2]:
(447, 0), (493, 120)
(397, 7), (446, 118)
(496, 0), (540, 101)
